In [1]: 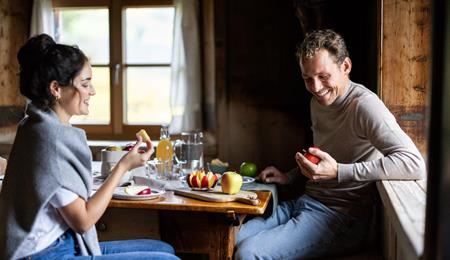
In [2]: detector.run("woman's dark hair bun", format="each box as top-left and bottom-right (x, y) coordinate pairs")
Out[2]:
(17, 34), (87, 107)
(17, 34), (56, 72)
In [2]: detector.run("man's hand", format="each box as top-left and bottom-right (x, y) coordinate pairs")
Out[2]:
(258, 166), (290, 185)
(295, 147), (338, 181)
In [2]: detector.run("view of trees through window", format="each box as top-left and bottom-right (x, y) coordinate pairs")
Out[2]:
(53, 6), (174, 129)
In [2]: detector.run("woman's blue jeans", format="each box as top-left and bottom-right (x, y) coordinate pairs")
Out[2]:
(24, 229), (179, 259)
(235, 195), (368, 260)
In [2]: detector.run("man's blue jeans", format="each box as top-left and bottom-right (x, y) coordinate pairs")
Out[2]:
(235, 195), (368, 259)
(24, 229), (179, 259)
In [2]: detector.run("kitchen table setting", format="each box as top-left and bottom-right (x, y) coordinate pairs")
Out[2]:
(92, 140), (277, 259)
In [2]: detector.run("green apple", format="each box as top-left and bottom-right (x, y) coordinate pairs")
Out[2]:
(221, 171), (243, 195)
(240, 162), (257, 177)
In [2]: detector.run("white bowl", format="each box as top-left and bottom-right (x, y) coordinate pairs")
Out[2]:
(101, 150), (130, 186)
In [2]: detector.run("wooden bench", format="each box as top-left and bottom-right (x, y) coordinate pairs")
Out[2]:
(377, 180), (426, 259)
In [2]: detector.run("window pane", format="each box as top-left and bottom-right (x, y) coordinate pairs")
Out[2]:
(125, 67), (171, 124)
(71, 67), (110, 124)
(54, 8), (109, 64)
(125, 7), (175, 64)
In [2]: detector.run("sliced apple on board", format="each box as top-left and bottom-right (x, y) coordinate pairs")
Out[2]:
(186, 170), (220, 189)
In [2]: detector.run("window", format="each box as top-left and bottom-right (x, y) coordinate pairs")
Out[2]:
(53, 0), (175, 139)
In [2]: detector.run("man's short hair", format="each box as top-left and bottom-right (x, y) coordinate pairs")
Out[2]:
(296, 29), (349, 65)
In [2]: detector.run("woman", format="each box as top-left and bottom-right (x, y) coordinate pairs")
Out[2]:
(0, 34), (179, 260)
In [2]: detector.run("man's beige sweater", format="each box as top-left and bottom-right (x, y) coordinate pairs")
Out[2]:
(289, 81), (426, 218)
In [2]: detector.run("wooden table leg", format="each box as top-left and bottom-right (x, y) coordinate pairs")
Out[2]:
(160, 211), (247, 259)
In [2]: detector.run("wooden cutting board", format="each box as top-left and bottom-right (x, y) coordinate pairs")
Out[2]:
(174, 187), (260, 205)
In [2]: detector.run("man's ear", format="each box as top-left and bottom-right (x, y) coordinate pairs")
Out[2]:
(49, 80), (61, 99)
(342, 57), (352, 76)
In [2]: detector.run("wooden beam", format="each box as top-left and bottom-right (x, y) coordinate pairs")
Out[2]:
(379, 0), (432, 156)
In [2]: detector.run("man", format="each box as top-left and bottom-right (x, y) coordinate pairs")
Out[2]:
(235, 29), (425, 259)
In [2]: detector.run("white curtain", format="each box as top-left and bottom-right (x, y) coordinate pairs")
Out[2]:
(169, 0), (202, 133)
(30, 0), (54, 37)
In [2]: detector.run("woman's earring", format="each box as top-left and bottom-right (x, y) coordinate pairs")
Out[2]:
(55, 96), (60, 102)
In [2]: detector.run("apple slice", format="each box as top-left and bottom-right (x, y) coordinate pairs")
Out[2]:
(191, 175), (201, 188)
(207, 172), (217, 188)
(137, 129), (150, 142)
(197, 170), (205, 182)
(201, 175), (209, 188)
(186, 173), (193, 187)
(124, 185), (151, 195)
(137, 187), (151, 195)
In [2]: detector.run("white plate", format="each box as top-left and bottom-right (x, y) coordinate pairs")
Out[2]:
(179, 175), (188, 183)
(113, 187), (165, 201)
(217, 176), (255, 186)
(242, 176), (255, 184)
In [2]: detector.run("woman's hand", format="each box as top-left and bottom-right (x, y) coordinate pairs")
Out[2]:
(295, 147), (338, 182)
(58, 134), (155, 234)
(118, 134), (154, 172)
(258, 166), (290, 185)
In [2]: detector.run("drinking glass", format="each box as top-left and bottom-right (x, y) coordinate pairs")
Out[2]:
(171, 162), (185, 179)
(147, 159), (166, 180)
(174, 130), (204, 175)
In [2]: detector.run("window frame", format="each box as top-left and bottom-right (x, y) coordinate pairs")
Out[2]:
(53, 0), (174, 140)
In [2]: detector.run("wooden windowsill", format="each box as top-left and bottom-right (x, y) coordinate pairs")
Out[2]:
(377, 179), (427, 259)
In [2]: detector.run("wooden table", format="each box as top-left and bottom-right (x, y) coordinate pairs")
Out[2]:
(96, 190), (272, 259)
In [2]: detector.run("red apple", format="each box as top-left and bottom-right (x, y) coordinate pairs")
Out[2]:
(303, 146), (321, 164)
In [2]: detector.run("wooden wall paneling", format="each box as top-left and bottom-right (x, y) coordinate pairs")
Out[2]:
(0, 0), (31, 144)
(214, 0), (229, 163)
(293, 0), (379, 93)
(201, 0), (216, 132)
(379, 0), (431, 156)
(216, 0), (309, 171)
(215, 0), (378, 172)
(200, 0), (218, 160)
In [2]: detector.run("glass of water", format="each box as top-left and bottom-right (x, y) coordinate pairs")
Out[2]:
(147, 159), (166, 180)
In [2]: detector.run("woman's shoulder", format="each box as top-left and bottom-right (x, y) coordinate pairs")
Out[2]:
(23, 104), (86, 140)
